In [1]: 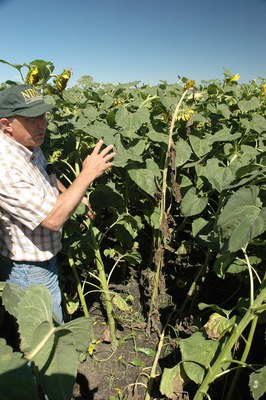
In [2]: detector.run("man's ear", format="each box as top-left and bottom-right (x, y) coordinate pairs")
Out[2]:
(0, 118), (13, 136)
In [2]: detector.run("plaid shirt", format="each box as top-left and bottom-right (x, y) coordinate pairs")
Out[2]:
(0, 131), (62, 261)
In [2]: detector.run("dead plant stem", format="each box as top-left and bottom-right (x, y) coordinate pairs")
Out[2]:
(148, 87), (190, 329)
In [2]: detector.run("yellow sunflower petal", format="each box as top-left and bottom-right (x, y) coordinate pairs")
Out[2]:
(25, 66), (39, 86)
(226, 74), (240, 85)
(55, 69), (72, 91)
(184, 80), (196, 91)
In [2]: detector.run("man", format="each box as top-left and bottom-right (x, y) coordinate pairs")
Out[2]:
(0, 84), (115, 323)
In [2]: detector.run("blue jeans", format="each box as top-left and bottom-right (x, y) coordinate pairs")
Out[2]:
(0, 256), (63, 324)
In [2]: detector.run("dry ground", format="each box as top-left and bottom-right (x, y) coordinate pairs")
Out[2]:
(72, 277), (170, 400)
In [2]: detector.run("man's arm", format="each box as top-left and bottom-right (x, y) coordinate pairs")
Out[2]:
(56, 179), (67, 194)
(41, 140), (115, 231)
(56, 178), (95, 220)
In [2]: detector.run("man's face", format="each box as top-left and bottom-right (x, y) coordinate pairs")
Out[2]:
(3, 114), (47, 149)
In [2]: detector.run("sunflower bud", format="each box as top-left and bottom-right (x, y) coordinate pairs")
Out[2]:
(48, 149), (63, 164)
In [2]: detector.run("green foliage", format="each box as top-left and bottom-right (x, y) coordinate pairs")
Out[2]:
(218, 186), (266, 252)
(159, 363), (186, 400)
(1, 59), (266, 400)
(0, 339), (39, 400)
(249, 366), (266, 400)
(0, 284), (92, 400)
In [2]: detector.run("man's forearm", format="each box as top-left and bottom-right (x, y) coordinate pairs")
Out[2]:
(41, 171), (94, 231)
(41, 140), (115, 231)
(56, 179), (67, 194)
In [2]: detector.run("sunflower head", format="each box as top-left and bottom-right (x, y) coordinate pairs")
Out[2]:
(226, 74), (240, 85)
(25, 66), (40, 86)
(55, 69), (72, 92)
(184, 80), (196, 91)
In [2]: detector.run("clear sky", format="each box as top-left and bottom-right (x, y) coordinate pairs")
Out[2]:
(0, 0), (265, 86)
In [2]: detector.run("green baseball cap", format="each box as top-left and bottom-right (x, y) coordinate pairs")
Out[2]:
(0, 84), (56, 118)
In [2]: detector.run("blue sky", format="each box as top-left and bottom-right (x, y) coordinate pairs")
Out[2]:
(0, 0), (265, 86)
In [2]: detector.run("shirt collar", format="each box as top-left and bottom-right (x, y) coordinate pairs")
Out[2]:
(0, 130), (40, 161)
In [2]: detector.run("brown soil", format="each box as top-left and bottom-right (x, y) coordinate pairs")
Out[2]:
(73, 322), (158, 399)
(72, 277), (172, 400)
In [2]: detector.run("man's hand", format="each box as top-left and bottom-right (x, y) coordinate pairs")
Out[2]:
(82, 140), (116, 181)
(43, 140), (115, 232)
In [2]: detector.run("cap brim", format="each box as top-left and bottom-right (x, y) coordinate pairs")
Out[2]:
(15, 103), (56, 117)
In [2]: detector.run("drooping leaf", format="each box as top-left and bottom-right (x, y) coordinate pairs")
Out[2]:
(128, 158), (161, 196)
(214, 255), (260, 278)
(249, 366), (266, 400)
(0, 339), (39, 400)
(112, 293), (131, 312)
(30, 315), (91, 399)
(218, 186), (266, 252)
(192, 217), (219, 250)
(179, 332), (220, 384)
(35, 332), (78, 400)
(198, 303), (232, 318)
(113, 218), (139, 243)
(1, 284), (92, 400)
(204, 313), (235, 340)
(0, 59), (25, 73)
(123, 249), (142, 266)
(213, 252), (238, 278)
(58, 317), (92, 353)
(160, 364), (186, 400)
